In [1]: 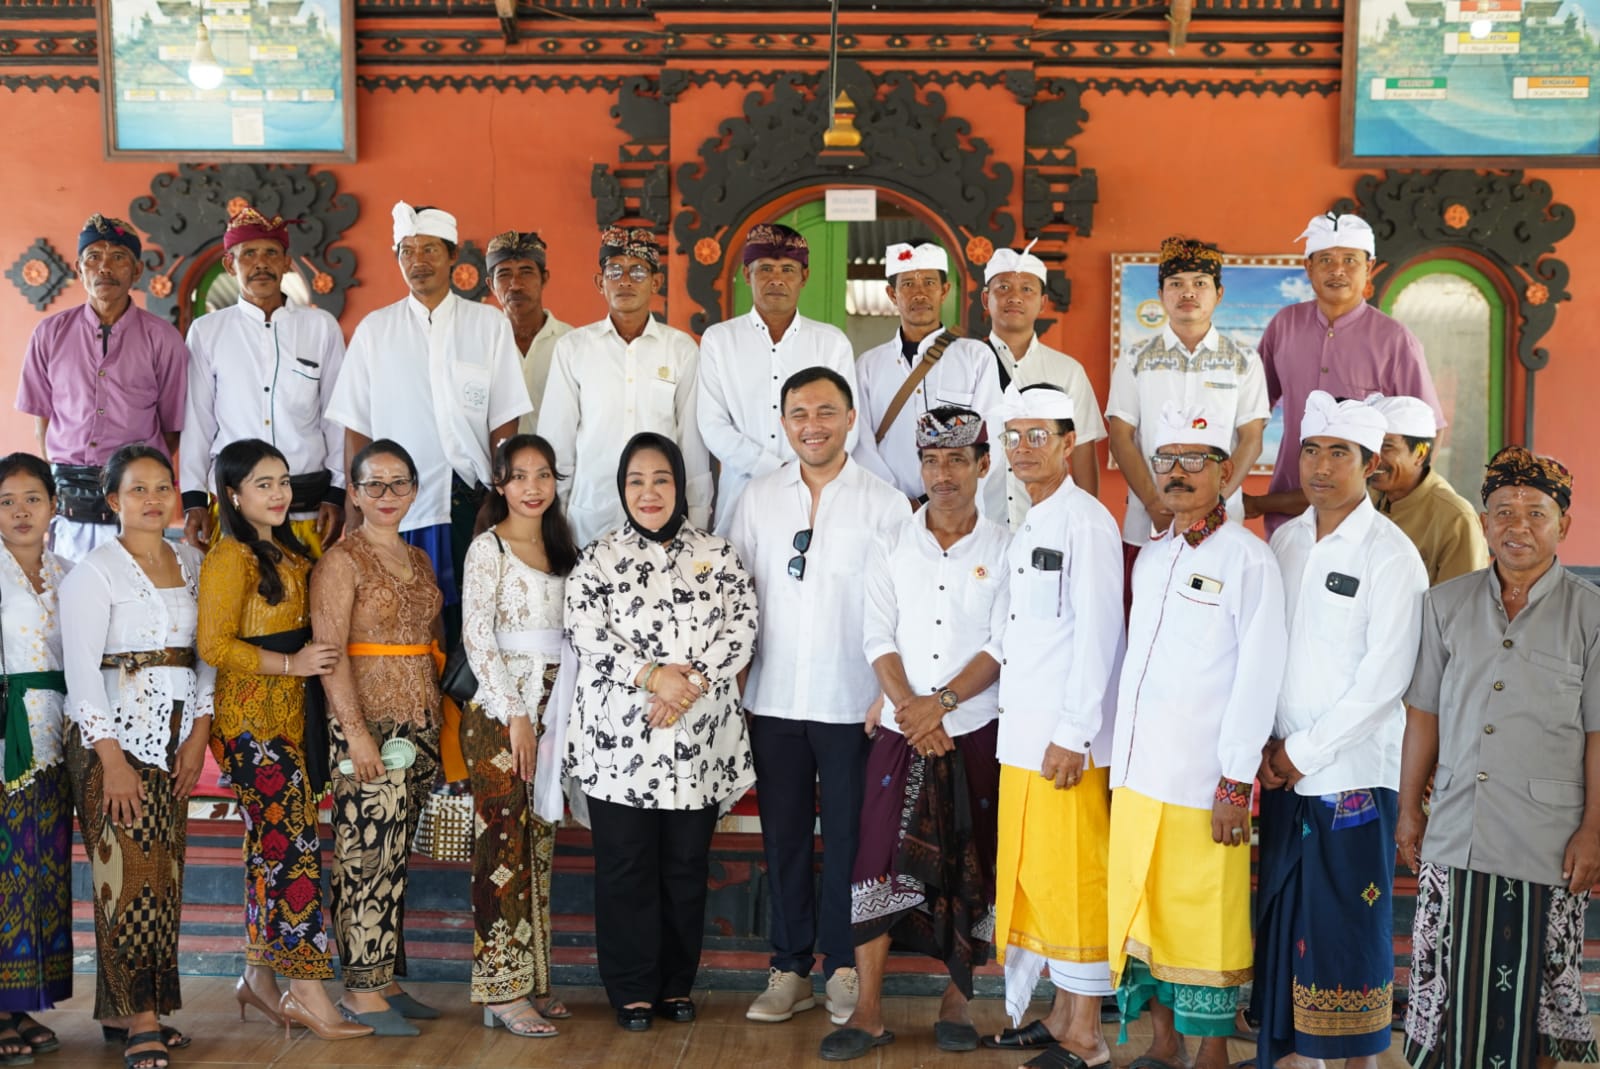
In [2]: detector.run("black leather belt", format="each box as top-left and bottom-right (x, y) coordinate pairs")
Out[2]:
(52, 464), (116, 525)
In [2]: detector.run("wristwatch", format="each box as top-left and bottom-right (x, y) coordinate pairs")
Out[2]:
(937, 688), (960, 712)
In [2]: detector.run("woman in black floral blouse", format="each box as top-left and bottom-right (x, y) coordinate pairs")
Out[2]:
(564, 432), (758, 1032)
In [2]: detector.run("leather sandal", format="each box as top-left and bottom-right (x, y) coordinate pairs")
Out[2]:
(122, 1031), (167, 1069)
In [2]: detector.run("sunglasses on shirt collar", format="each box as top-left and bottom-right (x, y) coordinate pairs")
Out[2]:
(787, 528), (813, 581)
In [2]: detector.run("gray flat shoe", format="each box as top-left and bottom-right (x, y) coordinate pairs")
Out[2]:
(384, 992), (440, 1020)
(819, 1027), (894, 1062)
(337, 1005), (419, 1037)
(935, 1020), (980, 1052)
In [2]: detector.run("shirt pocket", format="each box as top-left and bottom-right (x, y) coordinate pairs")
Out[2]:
(1519, 647), (1584, 726)
(283, 355), (323, 406)
(1019, 567), (1062, 620)
(934, 387), (975, 409)
(455, 362), (492, 414)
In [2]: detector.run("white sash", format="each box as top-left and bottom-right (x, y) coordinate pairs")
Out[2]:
(498, 627), (584, 826)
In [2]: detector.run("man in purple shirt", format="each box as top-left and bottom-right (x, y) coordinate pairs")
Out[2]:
(1245, 213), (1443, 536)
(15, 213), (187, 561)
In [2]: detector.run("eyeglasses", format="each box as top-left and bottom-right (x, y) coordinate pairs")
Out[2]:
(787, 528), (812, 581)
(356, 478), (416, 498)
(602, 263), (653, 282)
(1149, 452), (1225, 474)
(999, 428), (1063, 451)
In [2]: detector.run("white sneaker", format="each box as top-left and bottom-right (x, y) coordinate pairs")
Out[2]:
(824, 966), (859, 1025)
(746, 967), (816, 1022)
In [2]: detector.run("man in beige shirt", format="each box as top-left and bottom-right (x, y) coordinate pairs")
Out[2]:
(486, 229), (571, 435)
(1367, 394), (1487, 585)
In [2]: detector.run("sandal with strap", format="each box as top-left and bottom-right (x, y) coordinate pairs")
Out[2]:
(123, 1031), (168, 1069)
(531, 995), (572, 1020)
(9, 1017), (55, 1055)
(101, 1024), (189, 1049)
(482, 1000), (558, 1038)
(0, 1017), (31, 1068)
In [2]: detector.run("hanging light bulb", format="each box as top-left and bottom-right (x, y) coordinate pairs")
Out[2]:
(188, 23), (224, 90)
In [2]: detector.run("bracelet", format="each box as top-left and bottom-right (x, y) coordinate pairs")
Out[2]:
(644, 663), (660, 692)
(283, 653), (291, 676)
(1215, 777), (1252, 809)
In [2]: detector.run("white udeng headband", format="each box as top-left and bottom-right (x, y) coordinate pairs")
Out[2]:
(392, 200), (459, 246)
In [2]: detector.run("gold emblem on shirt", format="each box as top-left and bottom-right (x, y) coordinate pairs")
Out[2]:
(693, 560), (713, 577)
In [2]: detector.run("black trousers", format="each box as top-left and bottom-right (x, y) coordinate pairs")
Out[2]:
(748, 715), (869, 981)
(586, 795), (719, 1009)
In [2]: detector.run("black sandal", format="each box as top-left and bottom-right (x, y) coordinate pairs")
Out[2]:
(0, 1016), (31, 1068)
(123, 1031), (168, 1069)
(102, 1024), (189, 1049)
(10, 1017), (55, 1054)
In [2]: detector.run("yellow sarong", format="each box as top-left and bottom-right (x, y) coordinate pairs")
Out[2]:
(1107, 787), (1253, 988)
(994, 762), (1110, 965)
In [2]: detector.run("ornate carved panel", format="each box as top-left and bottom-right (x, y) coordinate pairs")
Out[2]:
(674, 60), (1034, 335)
(1335, 169), (1574, 372)
(5, 237), (71, 311)
(126, 163), (359, 326)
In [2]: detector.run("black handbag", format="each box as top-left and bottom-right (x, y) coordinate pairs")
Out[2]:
(439, 533), (505, 706)
(244, 626), (330, 795)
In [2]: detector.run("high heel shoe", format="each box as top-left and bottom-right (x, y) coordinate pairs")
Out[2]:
(234, 977), (284, 1026)
(279, 993), (374, 1041)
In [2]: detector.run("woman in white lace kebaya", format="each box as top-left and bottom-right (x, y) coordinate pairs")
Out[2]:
(60, 445), (215, 1069)
(565, 432), (758, 1032)
(460, 434), (581, 1038)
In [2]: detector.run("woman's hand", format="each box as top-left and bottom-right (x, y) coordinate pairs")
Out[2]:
(290, 641), (341, 677)
(171, 723), (210, 800)
(648, 663), (703, 714)
(345, 731), (386, 784)
(100, 751), (146, 826)
(508, 714), (538, 782)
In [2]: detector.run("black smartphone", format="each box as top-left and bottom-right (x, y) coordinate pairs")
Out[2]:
(1031, 547), (1064, 572)
(1325, 571), (1360, 597)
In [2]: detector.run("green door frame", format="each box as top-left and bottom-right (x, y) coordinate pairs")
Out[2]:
(1378, 258), (1507, 459)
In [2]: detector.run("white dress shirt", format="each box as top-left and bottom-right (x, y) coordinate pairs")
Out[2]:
(862, 509), (1011, 737)
(515, 310), (572, 436)
(183, 299), (346, 512)
(325, 292), (531, 531)
(698, 308), (864, 535)
(1105, 325), (1269, 545)
(726, 456), (909, 724)
(1271, 495), (1428, 796)
(989, 332), (1108, 530)
(855, 329), (1006, 515)
(995, 476), (1124, 770)
(539, 315), (712, 547)
(1112, 513), (1286, 809)
(61, 540), (215, 772)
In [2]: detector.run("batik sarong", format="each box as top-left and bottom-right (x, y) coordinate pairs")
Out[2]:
(462, 667), (556, 1004)
(1252, 785), (1397, 1064)
(849, 720), (999, 998)
(1404, 861), (1599, 1067)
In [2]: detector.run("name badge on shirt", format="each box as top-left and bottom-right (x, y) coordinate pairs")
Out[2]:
(657, 365), (676, 384)
(1188, 574), (1223, 594)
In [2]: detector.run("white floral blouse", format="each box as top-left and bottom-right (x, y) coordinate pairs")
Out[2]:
(461, 528), (565, 726)
(61, 539), (215, 771)
(0, 547), (70, 786)
(564, 522), (758, 812)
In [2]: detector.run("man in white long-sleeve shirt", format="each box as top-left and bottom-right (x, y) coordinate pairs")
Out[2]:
(182, 207), (346, 554)
(539, 227), (711, 546)
(696, 223), (871, 534)
(855, 242), (1005, 517)
(1107, 401), (1286, 1069)
(984, 382), (1124, 1069)
(1252, 391), (1427, 1069)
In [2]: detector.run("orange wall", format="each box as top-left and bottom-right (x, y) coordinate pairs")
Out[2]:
(3, 75), (1597, 557)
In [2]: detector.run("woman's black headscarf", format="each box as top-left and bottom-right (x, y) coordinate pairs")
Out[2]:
(617, 431), (689, 544)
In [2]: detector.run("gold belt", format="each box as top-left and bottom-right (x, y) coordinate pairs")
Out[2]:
(100, 647), (197, 671)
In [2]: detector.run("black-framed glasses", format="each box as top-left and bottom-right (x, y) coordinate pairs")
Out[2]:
(787, 528), (813, 581)
(602, 263), (653, 282)
(356, 478), (417, 498)
(1149, 452), (1225, 474)
(999, 428), (1063, 451)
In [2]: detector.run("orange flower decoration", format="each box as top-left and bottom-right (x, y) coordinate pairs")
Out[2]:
(20, 260), (47, 286)
(1526, 283), (1549, 306)
(694, 237), (721, 265)
(966, 236), (994, 265)
(1442, 203), (1470, 229)
(312, 272), (333, 294)
(227, 196), (251, 217)
(148, 274), (172, 298)
(452, 263), (479, 290)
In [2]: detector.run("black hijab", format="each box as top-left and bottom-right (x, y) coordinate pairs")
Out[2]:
(617, 432), (689, 544)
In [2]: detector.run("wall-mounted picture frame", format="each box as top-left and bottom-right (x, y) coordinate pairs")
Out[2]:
(1340, 0), (1600, 166)
(1110, 253), (1309, 477)
(99, 0), (356, 162)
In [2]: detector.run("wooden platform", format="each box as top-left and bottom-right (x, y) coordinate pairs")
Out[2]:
(38, 975), (1592, 1068)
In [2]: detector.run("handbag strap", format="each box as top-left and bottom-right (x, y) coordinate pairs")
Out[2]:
(875, 330), (958, 444)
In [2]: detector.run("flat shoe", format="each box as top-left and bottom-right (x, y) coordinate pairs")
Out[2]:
(384, 991), (440, 1019)
(935, 1020), (979, 1052)
(616, 1006), (653, 1032)
(337, 1005), (419, 1037)
(983, 1018), (1056, 1049)
(654, 1000), (695, 1023)
(819, 1027), (894, 1062)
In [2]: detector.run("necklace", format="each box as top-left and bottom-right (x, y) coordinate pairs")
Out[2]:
(364, 532), (412, 573)
(119, 537), (166, 570)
